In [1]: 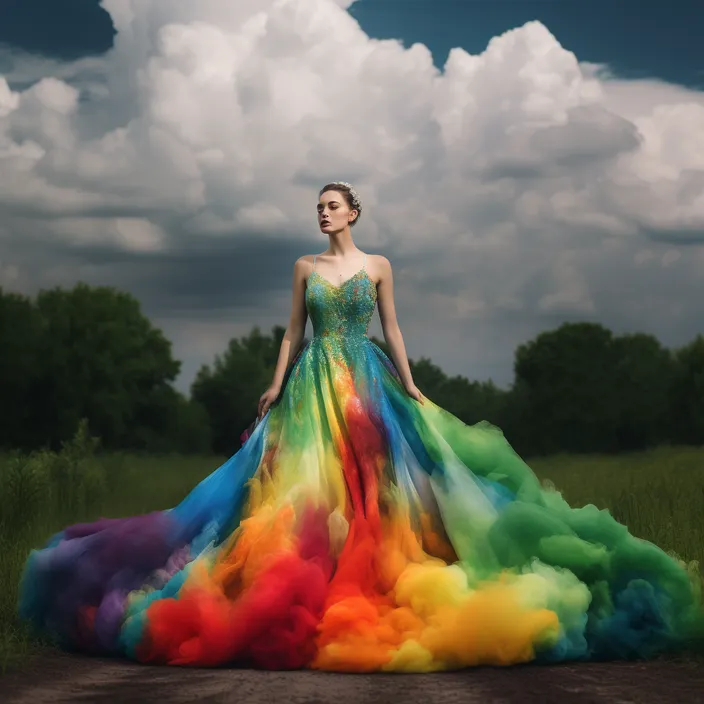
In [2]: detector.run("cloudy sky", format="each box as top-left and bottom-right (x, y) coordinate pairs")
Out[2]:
(1, 0), (703, 392)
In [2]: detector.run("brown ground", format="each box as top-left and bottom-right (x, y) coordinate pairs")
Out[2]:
(2, 652), (704, 704)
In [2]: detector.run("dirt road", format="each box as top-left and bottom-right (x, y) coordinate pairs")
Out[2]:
(3, 651), (703, 704)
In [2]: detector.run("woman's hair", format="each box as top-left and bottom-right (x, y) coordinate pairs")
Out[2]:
(319, 181), (362, 228)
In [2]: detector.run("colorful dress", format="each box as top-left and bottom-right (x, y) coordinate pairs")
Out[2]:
(18, 253), (703, 671)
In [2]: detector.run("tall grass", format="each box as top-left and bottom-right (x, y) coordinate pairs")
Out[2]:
(0, 424), (702, 672)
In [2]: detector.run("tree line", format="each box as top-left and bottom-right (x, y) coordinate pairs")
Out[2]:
(1, 283), (702, 458)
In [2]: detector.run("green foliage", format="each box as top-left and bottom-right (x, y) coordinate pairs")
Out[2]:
(0, 284), (210, 454)
(610, 333), (675, 450)
(508, 323), (700, 456)
(0, 289), (45, 449)
(191, 326), (286, 455)
(408, 355), (508, 427)
(512, 323), (620, 454)
(0, 420), (102, 541)
(32, 284), (181, 449)
(670, 335), (704, 445)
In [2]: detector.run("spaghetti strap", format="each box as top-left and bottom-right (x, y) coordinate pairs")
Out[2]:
(312, 254), (317, 272)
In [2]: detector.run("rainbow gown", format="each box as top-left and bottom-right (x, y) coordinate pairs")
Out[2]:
(18, 262), (703, 671)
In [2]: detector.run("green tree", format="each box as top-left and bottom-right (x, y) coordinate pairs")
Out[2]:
(513, 322), (621, 454)
(192, 326), (280, 456)
(409, 356), (508, 427)
(670, 335), (704, 445)
(610, 333), (675, 450)
(30, 283), (182, 450)
(0, 289), (45, 449)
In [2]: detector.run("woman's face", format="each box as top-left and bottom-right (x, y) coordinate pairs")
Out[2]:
(317, 190), (357, 233)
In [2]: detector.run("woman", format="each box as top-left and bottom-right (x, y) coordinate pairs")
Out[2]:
(19, 182), (703, 671)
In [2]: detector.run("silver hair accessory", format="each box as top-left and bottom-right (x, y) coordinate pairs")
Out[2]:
(329, 181), (361, 210)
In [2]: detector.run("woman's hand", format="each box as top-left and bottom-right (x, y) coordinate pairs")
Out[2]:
(404, 382), (425, 405)
(258, 384), (281, 419)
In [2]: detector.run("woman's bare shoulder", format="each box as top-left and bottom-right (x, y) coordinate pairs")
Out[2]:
(294, 255), (317, 272)
(368, 254), (391, 267)
(367, 253), (391, 276)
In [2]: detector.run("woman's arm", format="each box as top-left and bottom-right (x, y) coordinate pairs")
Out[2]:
(375, 256), (424, 403)
(268, 256), (309, 390)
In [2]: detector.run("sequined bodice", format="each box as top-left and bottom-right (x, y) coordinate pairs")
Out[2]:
(305, 267), (377, 340)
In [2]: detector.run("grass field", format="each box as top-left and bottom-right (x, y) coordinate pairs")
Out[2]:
(1, 425), (702, 672)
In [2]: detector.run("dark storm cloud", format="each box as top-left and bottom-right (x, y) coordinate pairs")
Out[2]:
(4, 229), (311, 316)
